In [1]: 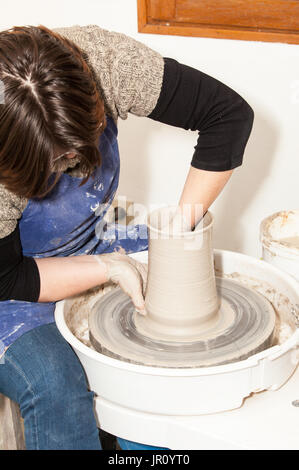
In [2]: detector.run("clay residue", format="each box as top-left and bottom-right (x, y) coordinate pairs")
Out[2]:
(65, 282), (116, 349)
(279, 236), (299, 250)
(215, 269), (298, 345)
(260, 210), (299, 252)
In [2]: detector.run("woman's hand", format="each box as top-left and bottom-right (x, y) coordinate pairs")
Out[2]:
(96, 252), (148, 315)
(35, 252), (147, 308)
(178, 167), (234, 228)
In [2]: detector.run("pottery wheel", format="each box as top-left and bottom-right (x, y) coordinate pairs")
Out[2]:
(89, 277), (276, 368)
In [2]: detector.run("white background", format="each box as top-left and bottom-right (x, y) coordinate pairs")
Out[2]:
(1, 0), (298, 257)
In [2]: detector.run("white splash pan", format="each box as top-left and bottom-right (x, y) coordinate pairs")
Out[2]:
(55, 249), (299, 415)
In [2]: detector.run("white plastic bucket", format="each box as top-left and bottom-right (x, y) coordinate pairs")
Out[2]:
(260, 210), (299, 282)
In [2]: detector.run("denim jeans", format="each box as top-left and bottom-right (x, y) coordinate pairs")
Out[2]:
(0, 323), (101, 450)
(0, 323), (167, 450)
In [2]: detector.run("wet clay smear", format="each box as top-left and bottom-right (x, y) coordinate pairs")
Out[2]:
(216, 270), (298, 345)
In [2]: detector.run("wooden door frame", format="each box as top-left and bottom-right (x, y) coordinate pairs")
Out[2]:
(137, 0), (299, 44)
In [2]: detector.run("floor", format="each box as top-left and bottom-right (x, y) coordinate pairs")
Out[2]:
(99, 429), (120, 450)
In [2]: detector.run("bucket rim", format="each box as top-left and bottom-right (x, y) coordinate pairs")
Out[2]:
(260, 210), (299, 254)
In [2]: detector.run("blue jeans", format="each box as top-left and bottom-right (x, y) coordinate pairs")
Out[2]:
(0, 323), (101, 450)
(0, 323), (166, 450)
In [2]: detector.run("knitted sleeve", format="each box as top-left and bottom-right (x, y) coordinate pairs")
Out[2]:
(52, 24), (165, 122)
(0, 184), (27, 239)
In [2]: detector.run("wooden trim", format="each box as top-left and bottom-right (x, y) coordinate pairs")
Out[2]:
(137, 0), (299, 44)
(148, 0), (176, 21)
(0, 394), (25, 450)
(175, 0), (299, 31)
(137, 0), (149, 32)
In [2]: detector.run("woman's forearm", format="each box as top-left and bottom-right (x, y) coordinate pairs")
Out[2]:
(178, 166), (233, 228)
(34, 255), (108, 302)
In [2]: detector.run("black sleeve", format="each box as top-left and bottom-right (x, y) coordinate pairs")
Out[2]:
(0, 224), (40, 302)
(148, 57), (254, 171)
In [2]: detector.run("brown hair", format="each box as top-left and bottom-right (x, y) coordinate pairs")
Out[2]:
(0, 25), (106, 198)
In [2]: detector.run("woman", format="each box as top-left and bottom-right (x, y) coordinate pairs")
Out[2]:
(0, 24), (253, 450)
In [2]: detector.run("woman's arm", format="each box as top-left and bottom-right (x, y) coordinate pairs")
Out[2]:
(178, 168), (234, 229)
(148, 58), (254, 172)
(148, 58), (254, 226)
(34, 255), (107, 302)
(35, 252), (147, 313)
(0, 227), (108, 302)
(0, 225), (41, 302)
(0, 224), (147, 312)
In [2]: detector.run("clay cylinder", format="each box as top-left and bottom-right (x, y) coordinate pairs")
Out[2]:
(135, 207), (219, 342)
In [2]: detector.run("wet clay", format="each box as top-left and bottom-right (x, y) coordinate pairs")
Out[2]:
(279, 236), (299, 250)
(135, 208), (220, 341)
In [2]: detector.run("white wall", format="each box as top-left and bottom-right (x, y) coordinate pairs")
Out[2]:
(1, 0), (299, 257)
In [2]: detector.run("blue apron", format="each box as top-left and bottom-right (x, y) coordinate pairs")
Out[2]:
(0, 116), (148, 349)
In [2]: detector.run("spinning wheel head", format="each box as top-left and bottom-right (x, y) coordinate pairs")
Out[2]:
(89, 277), (276, 368)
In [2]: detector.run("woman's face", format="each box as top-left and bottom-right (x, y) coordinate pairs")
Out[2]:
(53, 150), (77, 164)
(50, 149), (79, 173)
(64, 152), (77, 159)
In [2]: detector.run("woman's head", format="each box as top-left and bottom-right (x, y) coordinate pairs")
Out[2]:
(0, 25), (106, 198)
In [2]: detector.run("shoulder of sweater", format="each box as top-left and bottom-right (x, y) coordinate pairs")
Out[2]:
(52, 24), (109, 48)
(0, 184), (28, 239)
(52, 24), (157, 51)
(52, 24), (164, 120)
(0, 184), (28, 212)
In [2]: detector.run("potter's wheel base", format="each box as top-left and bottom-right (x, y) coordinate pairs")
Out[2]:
(89, 277), (276, 368)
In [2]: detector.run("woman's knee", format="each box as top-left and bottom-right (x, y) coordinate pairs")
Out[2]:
(2, 324), (100, 449)
(4, 323), (89, 406)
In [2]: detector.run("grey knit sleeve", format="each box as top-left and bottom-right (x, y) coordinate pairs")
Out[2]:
(52, 24), (165, 122)
(0, 184), (28, 239)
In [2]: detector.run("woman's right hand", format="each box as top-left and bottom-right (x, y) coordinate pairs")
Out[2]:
(96, 252), (148, 315)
